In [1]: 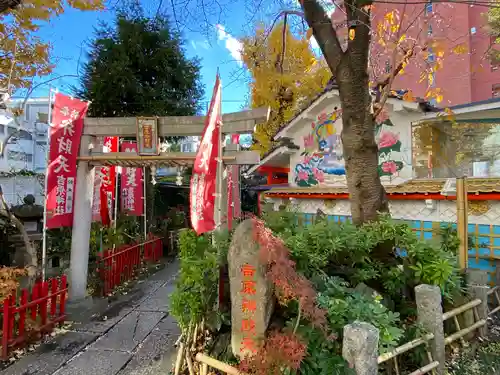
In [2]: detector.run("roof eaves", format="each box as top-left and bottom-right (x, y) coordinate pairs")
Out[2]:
(273, 84), (438, 140)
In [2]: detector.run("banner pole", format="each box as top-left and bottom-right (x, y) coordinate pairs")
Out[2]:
(215, 76), (223, 229)
(143, 166), (147, 240)
(113, 141), (120, 228)
(41, 87), (53, 281)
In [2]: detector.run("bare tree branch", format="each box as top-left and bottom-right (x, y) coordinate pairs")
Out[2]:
(0, 74), (78, 158)
(373, 3), (408, 118)
(301, 0), (344, 74)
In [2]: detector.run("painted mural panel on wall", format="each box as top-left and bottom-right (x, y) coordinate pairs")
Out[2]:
(295, 109), (344, 187)
(375, 107), (404, 177)
(294, 106), (404, 187)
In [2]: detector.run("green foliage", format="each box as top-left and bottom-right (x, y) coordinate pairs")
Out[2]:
(46, 215), (142, 262)
(212, 228), (232, 265)
(47, 227), (72, 258)
(288, 276), (402, 375)
(488, 6), (500, 64)
(164, 207), (186, 230)
(75, 3), (204, 118)
(318, 276), (403, 352)
(256, 212), (464, 373)
(169, 229), (220, 329)
(295, 324), (352, 375)
(264, 213), (464, 304)
(88, 215), (142, 259)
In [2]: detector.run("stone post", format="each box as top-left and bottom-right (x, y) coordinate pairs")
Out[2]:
(342, 321), (379, 375)
(468, 285), (489, 337)
(415, 284), (445, 374)
(467, 269), (489, 286)
(495, 263), (500, 287)
(69, 135), (95, 301)
(459, 269), (487, 339)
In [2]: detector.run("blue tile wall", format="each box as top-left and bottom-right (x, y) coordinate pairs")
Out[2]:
(294, 213), (500, 283)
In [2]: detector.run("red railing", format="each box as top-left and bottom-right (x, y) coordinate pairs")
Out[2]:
(1, 275), (68, 359)
(97, 236), (163, 295)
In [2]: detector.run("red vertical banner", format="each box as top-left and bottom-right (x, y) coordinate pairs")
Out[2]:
(92, 137), (118, 222)
(227, 166), (233, 231)
(120, 142), (144, 216)
(190, 74), (222, 235)
(46, 93), (89, 229)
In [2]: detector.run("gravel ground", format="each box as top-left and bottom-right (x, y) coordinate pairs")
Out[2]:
(447, 315), (500, 375)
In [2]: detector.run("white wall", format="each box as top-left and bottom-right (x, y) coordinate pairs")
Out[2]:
(0, 97), (50, 173)
(278, 93), (421, 188)
(266, 196), (500, 226)
(0, 175), (44, 206)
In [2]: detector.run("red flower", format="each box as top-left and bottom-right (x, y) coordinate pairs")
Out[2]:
(382, 161), (398, 174)
(378, 131), (399, 148)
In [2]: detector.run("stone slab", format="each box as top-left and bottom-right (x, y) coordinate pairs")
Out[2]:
(146, 259), (179, 283)
(73, 308), (134, 334)
(52, 349), (131, 375)
(135, 284), (175, 312)
(90, 311), (165, 352)
(134, 281), (165, 305)
(1, 331), (98, 375)
(117, 315), (181, 375)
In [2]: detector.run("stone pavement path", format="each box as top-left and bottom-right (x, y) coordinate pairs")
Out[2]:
(1, 260), (181, 375)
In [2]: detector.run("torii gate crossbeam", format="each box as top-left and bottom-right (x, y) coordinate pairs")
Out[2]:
(69, 107), (269, 303)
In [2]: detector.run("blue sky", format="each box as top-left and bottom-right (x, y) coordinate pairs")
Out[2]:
(26, 1), (254, 114)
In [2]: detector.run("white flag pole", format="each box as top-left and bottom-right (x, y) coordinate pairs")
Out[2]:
(41, 87), (55, 281)
(215, 73), (223, 229)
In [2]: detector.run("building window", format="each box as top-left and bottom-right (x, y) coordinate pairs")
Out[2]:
(7, 150), (28, 161)
(427, 48), (436, 63)
(425, 1), (433, 14)
(493, 84), (500, 98)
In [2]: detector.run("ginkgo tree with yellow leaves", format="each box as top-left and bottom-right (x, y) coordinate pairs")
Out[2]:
(0, 0), (104, 93)
(241, 20), (331, 155)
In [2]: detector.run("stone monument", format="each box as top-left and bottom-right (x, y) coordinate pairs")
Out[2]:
(228, 219), (274, 357)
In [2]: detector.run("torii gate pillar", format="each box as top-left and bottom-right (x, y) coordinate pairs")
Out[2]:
(68, 107), (269, 302)
(69, 135), (95, 301)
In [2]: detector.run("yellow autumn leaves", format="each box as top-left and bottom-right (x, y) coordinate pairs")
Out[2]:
(0, 0), (105, 91)
(241, 22), (331, 155)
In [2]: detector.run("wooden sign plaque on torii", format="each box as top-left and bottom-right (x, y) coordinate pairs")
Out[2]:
(68, 107), (269, 302)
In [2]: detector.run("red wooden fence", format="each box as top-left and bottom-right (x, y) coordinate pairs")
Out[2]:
(1, 275), (68, 359)
(97, 236), (163, 296)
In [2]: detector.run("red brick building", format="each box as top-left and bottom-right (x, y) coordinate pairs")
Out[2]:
(332, 1), (500, 106)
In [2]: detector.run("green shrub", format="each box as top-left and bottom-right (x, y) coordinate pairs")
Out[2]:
(258, 212), (464, 373)
(264, 213), (464, 306)
(169, 229), (220, 329)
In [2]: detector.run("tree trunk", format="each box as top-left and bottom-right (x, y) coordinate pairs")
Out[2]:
(301, 0), (389, 224)
(0, 210), (38, 289)
(336, 58), (389, 224)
